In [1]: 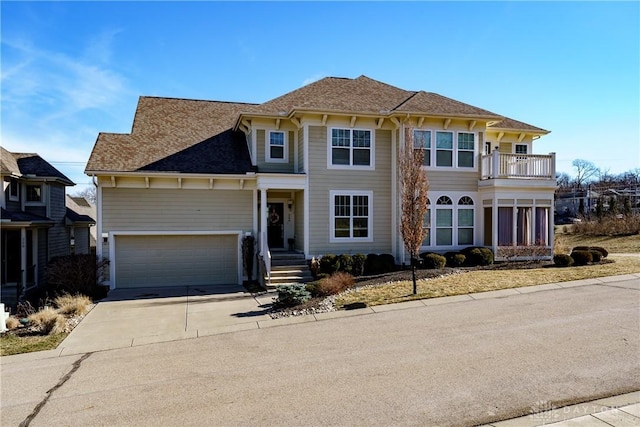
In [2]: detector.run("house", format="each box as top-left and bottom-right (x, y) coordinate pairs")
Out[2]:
(85, 75), (556, 290)
(1, 147), (95, 304)
(66, 195), (97, 254)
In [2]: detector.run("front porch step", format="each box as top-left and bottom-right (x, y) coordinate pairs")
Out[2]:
(267, 253), (313, 289)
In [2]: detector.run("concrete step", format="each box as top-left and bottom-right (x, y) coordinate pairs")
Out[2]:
(271, 264), (309, 272)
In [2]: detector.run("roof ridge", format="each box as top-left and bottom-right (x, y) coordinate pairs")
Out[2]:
(139, 95), (260, 106)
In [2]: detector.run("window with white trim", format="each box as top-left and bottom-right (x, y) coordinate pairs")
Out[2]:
(422, 198), (431, 246)
(26, 184), (43, 203)
(330, 191), (372, 241)
(330, 128), (372, 167)
(435, 196), (453, 245)
(457, 133), (475, 168)
(9, 178), (19, 201)
(457, 196), (474, 245)
(515, 144), (528, 155)
(267, 131), (287, 162)
(435, 131), (453, 167)
(413, 130), (431, 166)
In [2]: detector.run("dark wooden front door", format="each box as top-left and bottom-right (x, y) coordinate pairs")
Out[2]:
(267, 202), (284, 248)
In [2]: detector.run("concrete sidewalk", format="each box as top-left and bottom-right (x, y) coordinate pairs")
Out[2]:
(481, 391), (640, 426)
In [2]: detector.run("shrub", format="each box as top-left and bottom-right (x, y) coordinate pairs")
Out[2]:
(308, 257), (320, 279)
(462, 247), (494, 266)
(53, 294), (92, 316)
(319, 254), (338, 275)
(309, 272), (355, 297)
(45, 255), (109, 300)
(27, 308), (66, 335)
(589, 250), (602, 263)
(421, 253), (446, 269)
(336, 254), (353, 274)
(5, 316), (20, 330)
(351, 254), (366, 277)
(444, 252), (466, 267)
(572, 246), (609, 258)
(364, 254), (382, 275)
(378, 254), (396, 273)
(571, 250), (593, 266)
(273, 284), (311, 308)
(553, 254), (574, 267)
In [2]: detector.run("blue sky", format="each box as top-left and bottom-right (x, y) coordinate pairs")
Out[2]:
(2, 1), (638, 193)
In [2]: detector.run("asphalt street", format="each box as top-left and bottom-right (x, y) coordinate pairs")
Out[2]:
(1, 276), (639, 426)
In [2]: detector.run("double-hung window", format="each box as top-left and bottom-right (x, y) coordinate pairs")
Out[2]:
(435, 196), (453, 245)
(267, 131), (286, 162)
(9, 178), (19, 201)
(435, 131), (453, 167)
(457, 133), (475, 168)
(26, 185), (43, 203)
(457, 196), (474, 245)
(413, 130), (431, 166)
(330, 191), (372, 241)
(330, 128), (372, 167)
(422, 198), (431, 246)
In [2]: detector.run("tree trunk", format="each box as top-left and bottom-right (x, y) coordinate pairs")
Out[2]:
(411, 256), (417, 295)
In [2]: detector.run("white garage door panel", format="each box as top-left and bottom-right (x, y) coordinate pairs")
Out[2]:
(115, 234), (237, 288)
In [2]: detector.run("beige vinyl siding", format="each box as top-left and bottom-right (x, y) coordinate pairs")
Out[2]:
(307, 126), (392, 255)
(294, 190), (304, 251)
(426, 170), (480, 192)
(297, 128), (304, 173)
(256, 129), (295, 173)
(499, 142), (513, 153)
(102, 188), (252, 232)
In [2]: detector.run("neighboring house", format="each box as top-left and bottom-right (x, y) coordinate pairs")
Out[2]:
(1, 147), (95, 304)
(86, 75), (556, 290)
(66, 195), (97, 254)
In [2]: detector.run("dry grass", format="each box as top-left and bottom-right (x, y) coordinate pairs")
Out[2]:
(336, 255), (640, 309)
(1, 332), (68, 356)
(5, 316), (20, 330)
(559, 232), (640, 254)
(54, 293), (92, 316)
(27, 308), (67, 335)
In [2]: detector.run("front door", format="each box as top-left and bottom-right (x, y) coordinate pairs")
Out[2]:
(2, 230), (21, 284)
(267, 202), (284, 248)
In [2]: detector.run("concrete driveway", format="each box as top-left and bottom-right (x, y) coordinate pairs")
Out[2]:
(58, 284), (275, 355)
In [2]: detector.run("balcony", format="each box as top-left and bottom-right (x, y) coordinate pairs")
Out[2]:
(481, 152), (556, 180)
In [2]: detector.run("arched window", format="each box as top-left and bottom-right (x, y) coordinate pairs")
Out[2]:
(457, 196), (474, 245)
(436, 196), (453, 245)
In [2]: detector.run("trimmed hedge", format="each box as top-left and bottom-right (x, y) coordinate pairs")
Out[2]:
(571, 250), (593, 266)
(553, 254), (574, 267)
(589, 250), (602, 263)
(444, 252), (466, 267)
(421, 253), (446, 269)
(351, 254), (366, 277)
(319, 254), (338, 275)
(573, 246), (609, 258)
(461, 247), (494, 266)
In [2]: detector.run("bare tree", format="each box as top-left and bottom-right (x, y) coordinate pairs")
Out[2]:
(400, 126), (430, 294)
(72, 186), (97, 204)
(572, 159), (599, 190)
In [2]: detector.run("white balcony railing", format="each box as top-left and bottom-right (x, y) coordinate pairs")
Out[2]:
(481, 152), (556, 180)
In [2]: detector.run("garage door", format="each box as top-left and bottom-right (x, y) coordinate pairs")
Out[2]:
(114, 234), (238, 288)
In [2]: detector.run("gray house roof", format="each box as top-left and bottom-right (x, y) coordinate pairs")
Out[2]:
(1, 147), (74, 185)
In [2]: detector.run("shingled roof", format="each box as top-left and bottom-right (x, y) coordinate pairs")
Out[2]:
(488, 117), (549, 134)
(86, 75), (548, 174)
(1, 147), (73, 184)
(86, 97), (259, 173)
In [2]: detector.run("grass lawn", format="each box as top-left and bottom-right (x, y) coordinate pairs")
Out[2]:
(1, 332), (68, 356)
(335, 254), (640, 309)
(556, 230), (640, 254)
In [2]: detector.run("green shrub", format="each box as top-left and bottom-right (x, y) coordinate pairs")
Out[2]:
(319, 254), (338, 275)
(364, 254), (382, 275)
(421, 253), (446, 269)
(351, 254), (366, 277)
(589, 250), (602, 263)
(379, 254), (396, 273)
(274, 284), (311, 308)
(45, 255), (109, 300)
(571, 250), (593, 266)
(308, 272), (355, 297)
(572, 246), (609, 258)
(336, 254), (353, 274)
(444, 252), (466, 267)
(553, 254), (574, 267)
(462, 247), (494, 266)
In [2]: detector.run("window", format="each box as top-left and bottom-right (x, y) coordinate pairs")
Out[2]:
(457, 133), (475, 168)
(26, 185), (42, 203)
(435, 196), (453, 245)
(535, 207), (549, 245)
(517, 207), (531, 246)
(267, 131), (286, 162)
(457, 196), (474, 245)
(498, 207), (513, 246)
(422, 199), (431, 246)
(9, 178), (19, 201)
(435, 131), (453, 167)
(515, 144), (528, 155)
(330, 191), (372, 241)
(330, 129), (372, 168)
(413, 130), (431, 166)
